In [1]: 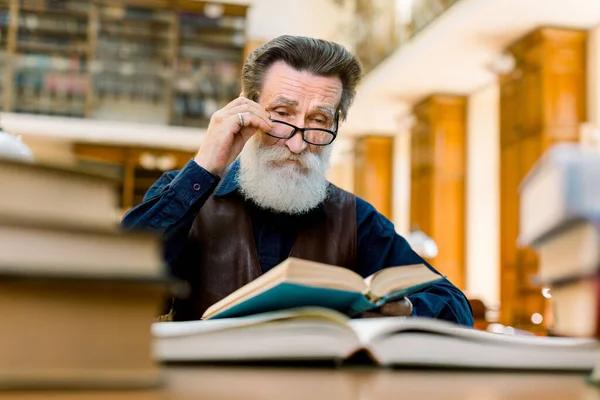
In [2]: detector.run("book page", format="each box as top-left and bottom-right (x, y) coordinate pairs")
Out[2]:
(365, 264), (442, 298)
(349, 317), (597, 348)
(157, 307), (352, 337)
(348, 317), (407, 346)
(153, 308), (360, 363)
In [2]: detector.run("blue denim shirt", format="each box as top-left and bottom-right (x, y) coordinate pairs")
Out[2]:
(122, 159), (473, 326)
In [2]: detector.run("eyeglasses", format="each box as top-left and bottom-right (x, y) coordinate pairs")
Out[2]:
(266, 112), (339, 146)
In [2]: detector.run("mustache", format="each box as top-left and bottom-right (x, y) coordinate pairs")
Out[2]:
(255, 145), (319, 169)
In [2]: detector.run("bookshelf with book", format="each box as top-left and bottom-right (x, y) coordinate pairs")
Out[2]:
(0, 0), (247, 128)
(0, 1), (8, 111)
(12, 0), (90, 117)
(172, 3), (244, 127)
(0, 0), (13, 112)
(89, 1), (176, 124)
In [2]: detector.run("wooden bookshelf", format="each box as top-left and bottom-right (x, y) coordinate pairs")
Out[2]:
(171, 4), (244, 127)
(90, 1), (175, 124)
(9, 0), (90, 117)
(0, 0), (247, 127)
(0, 1), (9, 111)
(1, 0), (17, 112)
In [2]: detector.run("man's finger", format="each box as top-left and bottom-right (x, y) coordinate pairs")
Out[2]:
(355, 312), (383, 319)
(380, 298), (413, 317)
(225, 96), (266, 115)
(231, 112), (272, 135)
(228, 104), (272, 127)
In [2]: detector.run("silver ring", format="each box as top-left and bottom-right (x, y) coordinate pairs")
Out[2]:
(237, 113), (244, 127)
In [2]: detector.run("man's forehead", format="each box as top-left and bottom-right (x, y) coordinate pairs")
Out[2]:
(259, 62), (342, 106)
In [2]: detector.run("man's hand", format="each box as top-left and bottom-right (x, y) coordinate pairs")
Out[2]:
(356, 298), (413, 318)
(194, 96), (273, 175)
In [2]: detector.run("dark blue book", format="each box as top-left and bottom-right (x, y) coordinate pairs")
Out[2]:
(202, 257), (444, 319)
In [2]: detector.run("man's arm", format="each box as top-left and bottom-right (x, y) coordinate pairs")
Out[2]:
(356, 197), (473, 326)
(122, 95), (272, 263)
(121, 159), (220, 263)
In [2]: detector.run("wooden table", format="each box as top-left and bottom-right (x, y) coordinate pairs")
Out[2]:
(1, 366), (599, 400)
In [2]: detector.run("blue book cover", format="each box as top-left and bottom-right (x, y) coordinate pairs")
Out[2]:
(205, 261), (444, 320)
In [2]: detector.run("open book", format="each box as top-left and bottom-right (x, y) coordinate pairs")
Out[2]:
(202, 258), (443, 319)
(154, 307), (596, 371)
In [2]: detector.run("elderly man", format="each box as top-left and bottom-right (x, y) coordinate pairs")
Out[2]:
(122, 35), (473, 326)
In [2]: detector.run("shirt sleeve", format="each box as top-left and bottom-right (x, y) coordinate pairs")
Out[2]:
(121, 159), (220, 263)
(355, 197), (474, 327)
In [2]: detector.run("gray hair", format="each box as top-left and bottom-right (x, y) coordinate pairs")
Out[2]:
(241, 35), (363, 121)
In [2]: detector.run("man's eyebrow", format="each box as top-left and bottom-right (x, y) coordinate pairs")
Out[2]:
(315, 105), (335, 119)
(270, 96), (298, 107)
(269, 96), (334, 119)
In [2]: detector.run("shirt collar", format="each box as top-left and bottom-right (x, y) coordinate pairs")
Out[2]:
(214, 159), (241, 197)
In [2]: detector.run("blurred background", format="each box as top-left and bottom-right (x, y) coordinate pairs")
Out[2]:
(1, 0), (599, 335)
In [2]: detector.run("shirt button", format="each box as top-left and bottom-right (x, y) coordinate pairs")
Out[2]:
(193, 183), (201, 191)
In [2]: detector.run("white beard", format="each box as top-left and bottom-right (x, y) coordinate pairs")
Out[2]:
(238, 136), (333, 214)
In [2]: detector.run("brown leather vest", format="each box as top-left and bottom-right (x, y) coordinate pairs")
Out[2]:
(172, 184), (357, 321)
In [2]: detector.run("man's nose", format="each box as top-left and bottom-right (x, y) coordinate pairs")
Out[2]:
(285, 130), (307, 154)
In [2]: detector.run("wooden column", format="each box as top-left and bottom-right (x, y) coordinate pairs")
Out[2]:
(410, 95), (467, 289)
(499, 27), (587, 331)
(353, 136), (394, 220)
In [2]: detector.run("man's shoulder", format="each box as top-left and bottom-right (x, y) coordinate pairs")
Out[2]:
(353, 195), (396, 235)
(354, 195), (378, 215)
(325, 183), (383, 222)
(326, 182), (355, 201)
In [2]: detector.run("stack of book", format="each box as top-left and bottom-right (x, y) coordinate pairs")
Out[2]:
(152, 258), (597, 371)
(519, 143), (600, 339)
(0, 158), (165, 389)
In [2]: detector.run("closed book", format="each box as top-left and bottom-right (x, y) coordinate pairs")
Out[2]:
(519, 144), (600, 246)
(534, 219), (600, 283)
(154, 307), (596, 371)
(201, 257), (443, 320)
(0, 276), (165, 390)
(0, 159), (119, 230)
(548, 276), (600, 338)
(0, 218), (166, 389)
(0, 215), (164, 279)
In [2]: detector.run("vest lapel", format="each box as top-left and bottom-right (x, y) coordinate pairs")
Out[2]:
(174, 194), (261, 320)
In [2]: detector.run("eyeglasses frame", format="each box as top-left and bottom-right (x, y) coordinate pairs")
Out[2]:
(265, 110), (339, 146)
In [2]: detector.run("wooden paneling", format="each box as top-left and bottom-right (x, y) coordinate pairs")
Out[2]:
(499, 27), (587, 331)
(354, 136), (394, 220)
(410, 94), (467, 289)
(2, 0), (18, 111)
(74, 143), (195, 210)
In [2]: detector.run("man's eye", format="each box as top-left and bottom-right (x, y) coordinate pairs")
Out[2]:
(313, 118), (327, 125)
(276, 111), (288, 117)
